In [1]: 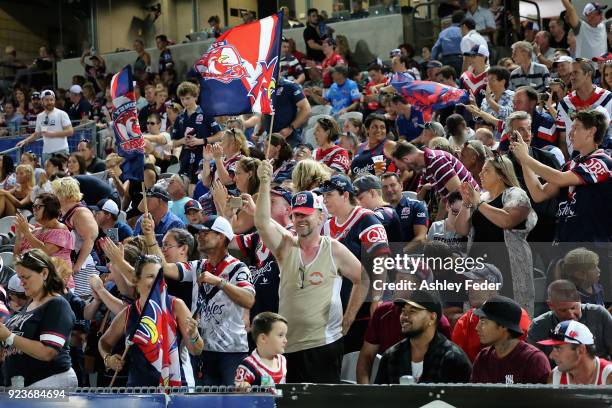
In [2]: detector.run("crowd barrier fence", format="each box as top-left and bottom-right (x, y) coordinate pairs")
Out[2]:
(0, 384), (610, 408)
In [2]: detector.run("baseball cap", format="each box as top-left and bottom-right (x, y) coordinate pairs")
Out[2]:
(474, 295), (523, 335)
(390, 48), (402, 57)
(584, 2), (607, 16)
(145, 185), (170, 202)
(184, 199), (202, 212)
(463, 44), (489, 58)
(41, 89), (55, 98)
(187, 215), (234, 241)
(318, 174), (354, 194)
(394, 290), (443, 321)
(291, 191), (324, 215)
(69, 84), (83, 94)
(592, 52), (612, 62)
(418, 121), (446, 138)
(537, 320), (595, 346)
(31, 91), (41, 99)
(353, 174), (382, 195)
(7, 274), (25, 294)
(90, 198), (120, 216)
(426, 60), (443, 69)
(552, 55), (574, 67)
(463, 263), (503, 285)
(271, 186), (292, 205)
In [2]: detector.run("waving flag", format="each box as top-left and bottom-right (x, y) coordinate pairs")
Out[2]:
(391, 79), (469, 122)
(194, 12), (283, 116)
(129, 270), (182, 387)
(110, 65), (145, 182)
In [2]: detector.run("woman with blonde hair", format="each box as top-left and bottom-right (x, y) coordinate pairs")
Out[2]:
(0, 163), (35, 217)
(203, 128), (250, 189)
(556, 248), (604, 306)
(291, 159), (332, 192)
(456, 154), (537, 315)
(52, 177), (98, 297)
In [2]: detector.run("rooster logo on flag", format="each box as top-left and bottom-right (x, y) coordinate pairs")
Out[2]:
(194, 12), (283, 116)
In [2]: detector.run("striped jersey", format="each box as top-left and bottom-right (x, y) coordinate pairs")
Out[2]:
(556, 87), (612, 155)
(235, 349), (287, 386)
(421, 147), (479, 197)
(314, 145), (351, 174)
(509, 62), (550, 92)
(459, 70), (487, 106)
(556, 149), (612, 243)
(176, 255), (255, 352)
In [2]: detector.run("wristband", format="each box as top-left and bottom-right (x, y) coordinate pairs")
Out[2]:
(463, 202), (474, 209)
(475, 200), (484, 211)
(4, 332), (15, 347)
(103, 354), (111, 366)
(218, 279), (227, 290)
(190, 333), (200, 344)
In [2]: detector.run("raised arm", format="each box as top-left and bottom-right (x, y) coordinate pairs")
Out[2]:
(561, 0), (580, 30)
(254, 160), (294, 259)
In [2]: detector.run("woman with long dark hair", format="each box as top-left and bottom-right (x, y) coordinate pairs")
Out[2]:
(0, 154), (15, 190)
(266, 133), (295, 184)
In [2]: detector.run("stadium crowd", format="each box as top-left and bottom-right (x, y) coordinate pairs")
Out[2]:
(0, 0), (611, 390)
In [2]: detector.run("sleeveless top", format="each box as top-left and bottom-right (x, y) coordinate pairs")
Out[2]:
(552, 357), (612, 385)
(277, 236), (342, 353)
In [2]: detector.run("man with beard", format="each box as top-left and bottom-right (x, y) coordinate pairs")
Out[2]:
(145, 214), (255, 386)
(254, 161), (367, 383)
(375, 290), (472, 384)
(540, 320), (612, 385)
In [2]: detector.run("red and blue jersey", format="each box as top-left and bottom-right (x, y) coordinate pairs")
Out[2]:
(314, 145), (351, 174)
(235, 350), (287, 386)
(556, 149), (612, 243)
(394, 196), (429, 243)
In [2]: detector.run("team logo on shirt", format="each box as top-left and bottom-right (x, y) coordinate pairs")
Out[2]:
(196, 114), (203, 124)
(307, 271), (323, 286)
(401, 207), (411, 217)
(362, 225), (388, 244)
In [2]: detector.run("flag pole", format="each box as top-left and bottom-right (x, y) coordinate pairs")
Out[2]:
(265, 12), (284, 160)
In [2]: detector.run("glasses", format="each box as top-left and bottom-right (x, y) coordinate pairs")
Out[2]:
(18, 250), (47, 268)
(43, 115), (49, 126)
(161, 244), (177, 250)
(147, 121), (158, 126)
(33, 203), (44, 211)
(548, 329), (582, 344)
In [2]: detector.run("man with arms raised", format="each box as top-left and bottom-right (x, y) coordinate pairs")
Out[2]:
(254, 160), (367, 383)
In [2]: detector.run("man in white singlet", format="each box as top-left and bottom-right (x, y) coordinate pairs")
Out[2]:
(254, 160), (368, 383)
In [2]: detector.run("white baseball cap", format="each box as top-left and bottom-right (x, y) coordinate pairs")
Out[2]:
(41, 89), (55, 98)
(69, 84), (83, 94)
(583, 2), (607, 16)
(8, 274), (25, 294)
(537, 320), (594, 346)
(94, 198), (120, 216)
(187, 215), (234, 242)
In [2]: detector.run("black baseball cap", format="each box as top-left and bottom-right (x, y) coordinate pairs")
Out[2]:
(394, 290), (443, 321)
(474, 295), (523, 335)
(353, 174), (382, 195)
(318, 174), (354, 194)
(145, 185), (170, 202)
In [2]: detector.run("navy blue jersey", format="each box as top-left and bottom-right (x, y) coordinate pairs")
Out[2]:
(158, 49), (174, 73)
(3, 296), (75, 386)
(394, 196), (429, 243)
(395, 108), (424, 142)
(373, 205), (403, 244)
(555, 149), (612, 243)
(351, 140), (395, 176)
(171, 106), (221, 154)
(262, 79), (305, 144)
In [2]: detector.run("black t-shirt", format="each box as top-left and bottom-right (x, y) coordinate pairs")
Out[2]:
(87, 157), (106, 173)
(68, 98), (92, 121)
(73, 175), (113, 206)
(303, 24), (324, 62)
(3, 296), (75, 386)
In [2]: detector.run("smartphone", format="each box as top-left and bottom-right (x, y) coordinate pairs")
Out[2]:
(511, 132), (520, 143)
(106, 228), (119, 244)
(229, 196), (243, 209)
(538, 93), (549, 103)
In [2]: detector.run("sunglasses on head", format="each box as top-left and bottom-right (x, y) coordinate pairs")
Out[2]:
(548, 329), (582, 344)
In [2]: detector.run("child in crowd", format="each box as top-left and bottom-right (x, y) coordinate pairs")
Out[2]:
(235, 312), (288, 390)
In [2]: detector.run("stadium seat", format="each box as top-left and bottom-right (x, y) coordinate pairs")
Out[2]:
(20, 209), (32, 221)
(310, 105), (332, 117)
(402, 191), (418, 200)
(339, 111), (363, 124)
(0, 252), (14, 269)
(533, 267), (546, 303)
(341, 351), (382, 384)
(303, 127), (316, 148)
(166, 163), (180, 174)
(0, 216), (16, 234)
